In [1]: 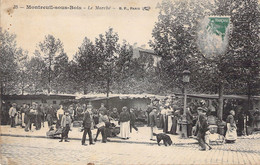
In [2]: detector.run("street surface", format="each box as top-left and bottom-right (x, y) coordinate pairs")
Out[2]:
(1, 136), (260, 165)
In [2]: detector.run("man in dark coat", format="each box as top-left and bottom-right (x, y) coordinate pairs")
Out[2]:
(186, 108), (193, 137)
(149, 107), (157, 140)
(81, 105), (94, 146)
(99, 103), (107, 115)
(195, 107), (210, 151)
(110, 108), (119, 121)
(46, 104), (55, 128)
(146, 103), (154, 126)
(130, 108), (138, 133)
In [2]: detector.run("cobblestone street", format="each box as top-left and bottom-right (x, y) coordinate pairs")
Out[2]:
(1, 136), (260, 165)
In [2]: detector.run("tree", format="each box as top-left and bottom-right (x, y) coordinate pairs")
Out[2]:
(150, 0), (260, 121)
(149, 0), (215, 93)
(25, 57), (46, 94)
(94, 28), (119, 97)
(74, 37), (99, 94)
(113, 41), (134, 93)
(52, 52), (70, 93)
(16, 50), (29, 95)
(225, 0), (260, 110)
(36, 35), (64, 93)
(0, 28), (22, 95)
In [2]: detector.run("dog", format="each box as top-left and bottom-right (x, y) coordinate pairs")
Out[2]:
(153, 133), (173, 146)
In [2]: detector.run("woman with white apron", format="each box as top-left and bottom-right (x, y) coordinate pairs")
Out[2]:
(225, 110), (237, 143)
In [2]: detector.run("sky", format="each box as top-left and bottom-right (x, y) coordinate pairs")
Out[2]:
(1, 0), (161, 59)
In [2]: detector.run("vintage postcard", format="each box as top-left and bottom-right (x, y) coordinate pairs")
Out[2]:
(1, 0), (260, 164)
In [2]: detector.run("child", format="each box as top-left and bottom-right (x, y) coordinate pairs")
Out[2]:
(59, 111), (72, 142)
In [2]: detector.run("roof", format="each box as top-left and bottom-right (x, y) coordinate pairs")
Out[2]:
(2, 94), (76, 100)
(133, 47), (161, 59)
(76, 93), (172, 100)
(174, 93), (260, 100)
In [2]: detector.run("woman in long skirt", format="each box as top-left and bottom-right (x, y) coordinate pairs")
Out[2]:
(225, 110), (237, 143)
(119, 106), (130, 139)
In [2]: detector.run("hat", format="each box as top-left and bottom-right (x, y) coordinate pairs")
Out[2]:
(197, 107), (207, 112)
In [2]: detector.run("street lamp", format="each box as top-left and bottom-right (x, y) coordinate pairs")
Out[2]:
(183, 70), (191, 83)
(182, 70), (191, 138)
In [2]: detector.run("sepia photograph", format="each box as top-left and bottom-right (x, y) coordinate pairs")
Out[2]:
(0, 0), (260, 164)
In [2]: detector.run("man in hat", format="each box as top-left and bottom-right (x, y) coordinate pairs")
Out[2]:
(98, 103), (107, 116)
(94, 110), (110, 143)
(149, 107), (158, 140)
(68, 104), (75, 121)
(146, 103), (154, 126)
(25, 102), (37, 132)
(59, 110), (72, 142)
(81, 105), (94, 145)
(9, 103), (17, 128)
(195, 107), (210, 151)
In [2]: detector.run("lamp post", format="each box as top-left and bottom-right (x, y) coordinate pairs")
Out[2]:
(181, 70), (191, 138)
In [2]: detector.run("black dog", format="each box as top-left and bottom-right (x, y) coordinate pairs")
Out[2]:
(153, 133), (173, 146)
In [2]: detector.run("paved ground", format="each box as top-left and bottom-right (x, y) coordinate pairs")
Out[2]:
(1, 136), (260, 165)
(0, 124), (197, 145)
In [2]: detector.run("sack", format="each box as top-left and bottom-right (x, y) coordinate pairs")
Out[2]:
(29, 109), (38, 115)
(78, 127), (84, 132)
(207, 115), (217, 125)
(55, 128), (63, 135)
(17, 118), (22, 125)
(46, 130), (56, 137)
(96, 122), (105, 128)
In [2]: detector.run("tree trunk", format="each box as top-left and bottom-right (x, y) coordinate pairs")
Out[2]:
(247, 81), (251, 111)
(106, 78), (110, 98)
(106, 77), (110, 109)
(83, 85), (88, 95)
(0, 81), (3, 124)
(218, 82), (224, 120)
(48, 56), (52, 94)
(21, 78), (24, 95)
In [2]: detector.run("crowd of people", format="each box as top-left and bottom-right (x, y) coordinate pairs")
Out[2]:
(6, 102), (139, 145)
(5, 99), (259, 151)
(145, 99), (240, 151)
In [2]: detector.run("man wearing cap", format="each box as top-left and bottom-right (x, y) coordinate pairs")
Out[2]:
(195, 107), (210, 151)
(99, 103), (107, 114)
(59, 110), (72, 142)
(68, 105), (75, 121)
(94, 110), (110, 143)
(20, 103), (29, 128)
(81, 105), (94, 146)
(25, 102), (37, 132)
(9, 103), (17, 128)
(149, 107), (158, 140)
(146, 103), (154, 126)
